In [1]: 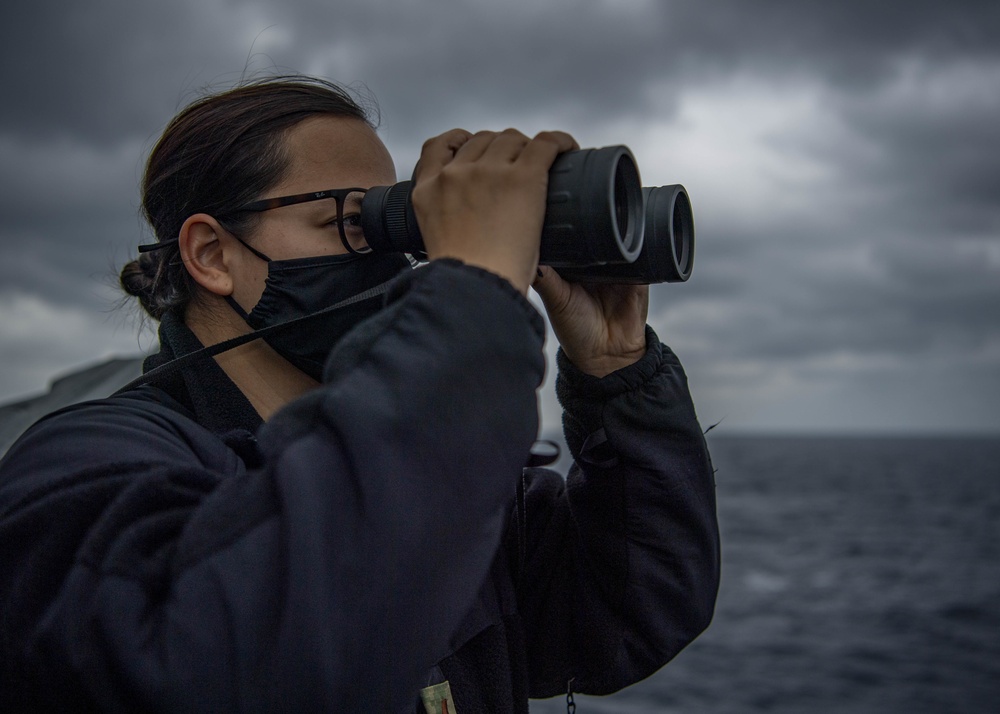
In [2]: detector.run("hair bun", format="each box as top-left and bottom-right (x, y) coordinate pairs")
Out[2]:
(119, 253), (164, 318)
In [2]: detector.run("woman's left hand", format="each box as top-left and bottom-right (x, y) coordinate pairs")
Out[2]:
(532, 266), (649, 378)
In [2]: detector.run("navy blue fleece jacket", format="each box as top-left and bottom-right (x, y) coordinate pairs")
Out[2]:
(0, 260), (719, 713)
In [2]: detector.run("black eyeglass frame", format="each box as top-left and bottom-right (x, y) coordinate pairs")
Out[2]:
(236, 187), (371, 255)
(137, 187), (372, 256)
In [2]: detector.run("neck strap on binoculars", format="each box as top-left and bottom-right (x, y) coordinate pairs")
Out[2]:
(112, 276), (562, 468)
(113, 279), (395, 396)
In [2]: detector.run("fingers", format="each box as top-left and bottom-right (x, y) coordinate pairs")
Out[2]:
(517, 130), (578, 171)
(416, 128), (578, 179)
(409, 126), (579, 295)
(533, 268), (652, 377)
(412, 128), (472, 183)
(468, 129), (577, 168)
(451, 129), (524, 164)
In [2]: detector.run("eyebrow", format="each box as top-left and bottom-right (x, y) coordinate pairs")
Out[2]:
(237, 187), (366, 213)
(341, 194), (364, 210)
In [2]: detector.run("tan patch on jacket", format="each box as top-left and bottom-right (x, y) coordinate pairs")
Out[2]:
(420, 680), (457, 714)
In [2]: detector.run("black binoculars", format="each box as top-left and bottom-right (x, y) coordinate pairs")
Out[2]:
(360, 146), (694, 284)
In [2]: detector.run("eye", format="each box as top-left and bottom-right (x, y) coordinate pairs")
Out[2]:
(326, 213), (360, 230)
(336, 212), (368, 252)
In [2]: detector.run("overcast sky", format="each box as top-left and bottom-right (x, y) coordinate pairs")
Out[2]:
(1, 0), (997, 435)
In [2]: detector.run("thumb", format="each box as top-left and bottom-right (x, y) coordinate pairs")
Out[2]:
(531, 265), (573, 315)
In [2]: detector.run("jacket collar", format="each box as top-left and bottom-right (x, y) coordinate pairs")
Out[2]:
(143, 310), (263, 438)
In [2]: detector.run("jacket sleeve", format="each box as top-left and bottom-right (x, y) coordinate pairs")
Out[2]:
(0, 260), (545, 713)
(510, 325), (720, 697)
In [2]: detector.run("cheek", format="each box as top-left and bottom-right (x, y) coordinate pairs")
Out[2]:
(261, 221), (340, 259)
(232, 255), (269, 310)
(280, 226), (343, 257)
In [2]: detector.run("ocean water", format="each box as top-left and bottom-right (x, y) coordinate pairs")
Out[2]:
(530, 435), (1000, 714)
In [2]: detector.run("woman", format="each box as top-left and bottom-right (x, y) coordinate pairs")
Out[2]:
(0, 76), (719, 713)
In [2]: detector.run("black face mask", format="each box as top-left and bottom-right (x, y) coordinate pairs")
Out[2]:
(227, 244), (411, 380)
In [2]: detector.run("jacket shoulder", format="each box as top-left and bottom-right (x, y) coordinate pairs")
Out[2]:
(0, 387), (240, 509)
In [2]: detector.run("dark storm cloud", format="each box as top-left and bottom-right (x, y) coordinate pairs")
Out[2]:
(844, 72), (1000, 226)
(1, 0), (997, 429)
(8, 1), (997, 144)
(628, 2), (1000, 392)
(0, 0), (257, 145)
(664, 1), (999, 82)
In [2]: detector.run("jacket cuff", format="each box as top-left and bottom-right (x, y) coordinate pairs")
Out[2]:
(555, 325), (665, 465)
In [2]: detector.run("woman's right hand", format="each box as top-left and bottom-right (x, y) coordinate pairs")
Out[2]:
(410, 128), (578, 295)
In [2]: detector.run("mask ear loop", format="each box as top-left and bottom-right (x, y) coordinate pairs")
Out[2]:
(230, 234), (272, 262)
(138, 231), (273, 320)
(113, 277), (398, 396)
(223, 234), (272, 320)
(225, 295), (251, 321)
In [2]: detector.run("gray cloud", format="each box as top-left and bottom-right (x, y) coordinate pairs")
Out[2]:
(1, 0), (258, 144)
(0, 0), (997, 431)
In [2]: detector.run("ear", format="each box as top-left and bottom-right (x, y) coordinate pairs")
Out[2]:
(178, 213), (235, 297)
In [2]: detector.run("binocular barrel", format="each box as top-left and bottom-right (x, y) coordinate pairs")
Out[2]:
(555, 185), (694, 284)
(360, 146), (694, 284)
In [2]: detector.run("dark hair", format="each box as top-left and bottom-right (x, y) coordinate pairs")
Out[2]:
(120, 75), (375, 319)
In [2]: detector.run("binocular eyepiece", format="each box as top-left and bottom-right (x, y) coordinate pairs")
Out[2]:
(360, 146), (694, 284)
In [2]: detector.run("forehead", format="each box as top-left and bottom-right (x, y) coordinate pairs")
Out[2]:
(277, 115), (396, 192)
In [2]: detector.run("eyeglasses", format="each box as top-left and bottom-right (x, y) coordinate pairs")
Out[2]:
(237, 187), (371, 255)
(137, 187), (372, 256)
